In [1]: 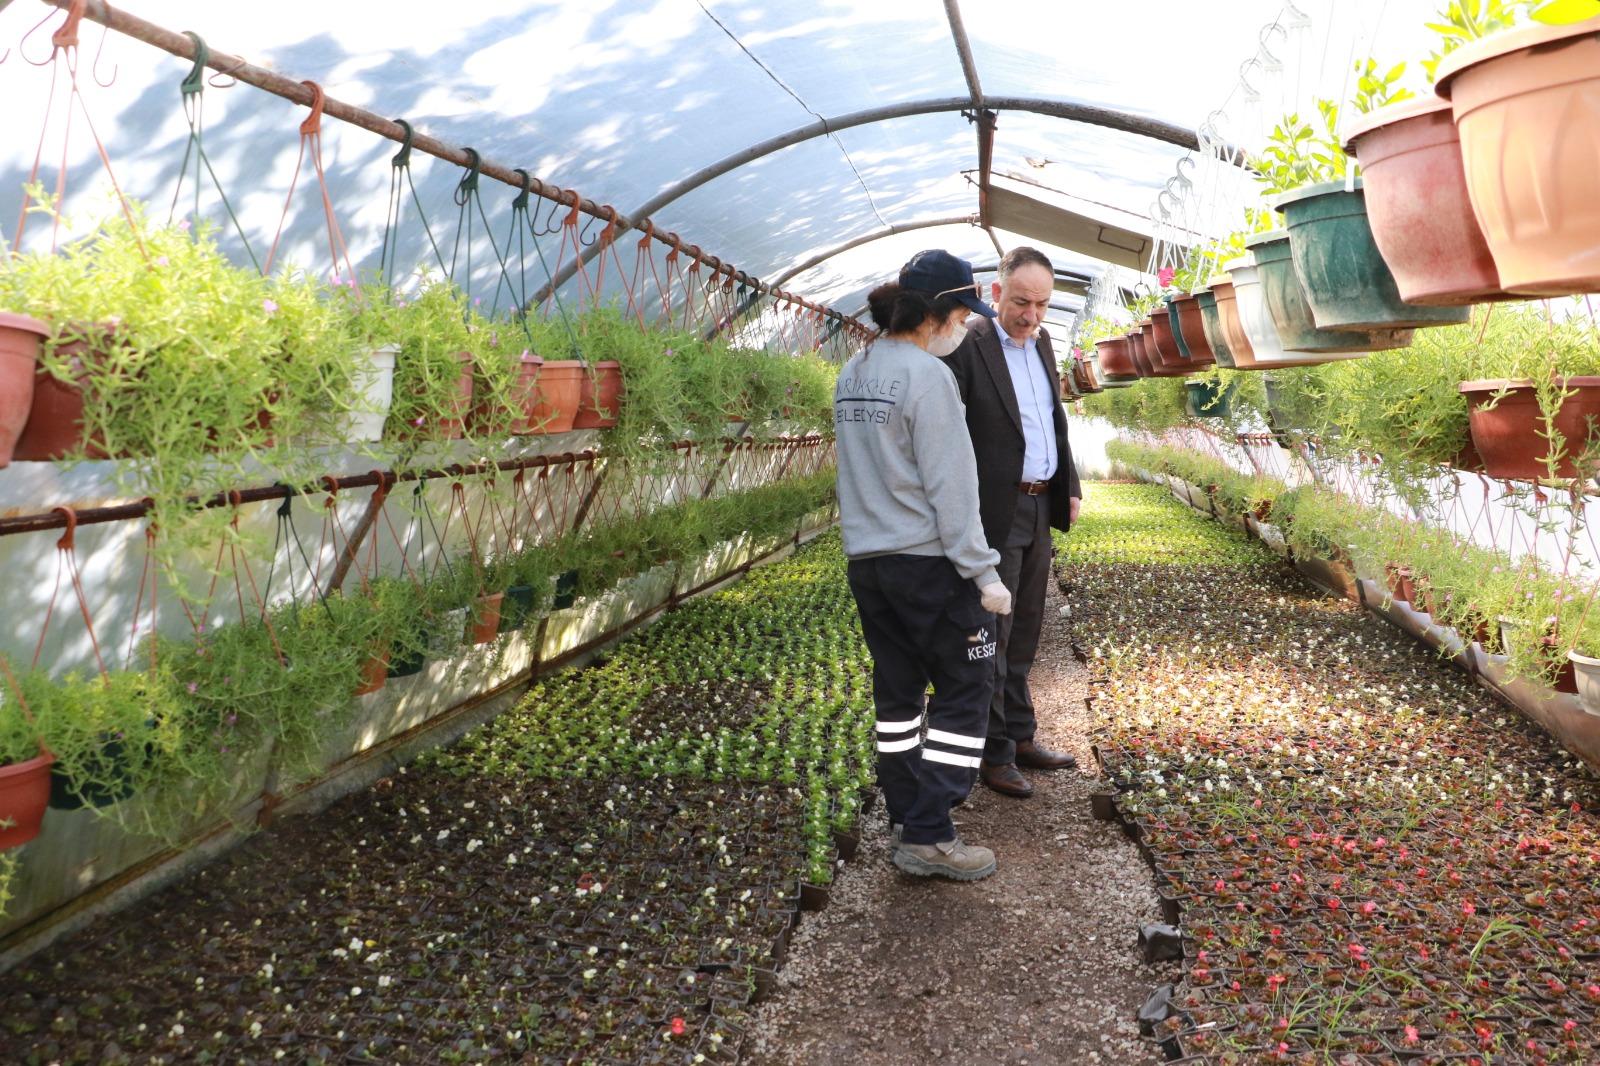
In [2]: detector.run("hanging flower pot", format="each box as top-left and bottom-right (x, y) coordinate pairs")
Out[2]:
(1095, 336), (1138, 380)
(518, 358), (584, 434)
(353, 646), (390, 696)
(0, 751), (54, 850)
(1342, 96), (1512, 305)
(1128, 330), (1156, 378)
(429, 350), (476, 439)
(1460, 377), (1600, 480)
(1436, 17), (1600, 296)
(0, 311), (50, 468)
(1184, 379), (1236, 419)
(1147, 310), (1188, 368)
(499, 583), (540, 630)
(13, 324), (130, 461)
(466, 591), (506, 645)
(1171, 294), (1218, 366)
(1194, 290), (1237, 369)
(1163, 297), (1195, 361)
(1276, 180), (1473, 331)
(1210, 277), (1261, 369)
(572, 360), (623, 429)
(552, 569), (580, 610)
(1245, 232), (1414, 354)
(344, 343), (399, 443)
(1225, 256), (1367, 370)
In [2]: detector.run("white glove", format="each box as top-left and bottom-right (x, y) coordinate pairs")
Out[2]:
(979, 581), (1013, 616)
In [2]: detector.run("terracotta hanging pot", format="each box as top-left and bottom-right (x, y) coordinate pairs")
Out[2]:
(520, 358), (585, 434)
(1194, 290), (1237, 369)
(1245, 232), (1413, 354)
(1128, 331), (1156, 377)
(1147, 310), (1188, 368)
(1342, 96), (1512, 305)
(505, 351), (546, 434)
(1385, 563), (1416, 603)
(1225, 256), (1365, 370)
(1171, 293), (1217, 366)
(435, 350), (475, 439)
(1460, 377), (1600, 480)
(0, 312), (50, 468)
(1095, 336), (1138, 379)
(572, 360), (623, 429)
(353, 647), (390, 696)
(466, 591), (506, 645)
(1276, 180), (1472, 331)
(1436, 17), (1600, 296)
(13, 324), (130, 461)
(1210, 278), (1261, 369)
(0, 751), (54, 850)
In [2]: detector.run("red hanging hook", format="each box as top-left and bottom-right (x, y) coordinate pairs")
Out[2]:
(299, 79), (327, 136)
(52, 505), (77, 551)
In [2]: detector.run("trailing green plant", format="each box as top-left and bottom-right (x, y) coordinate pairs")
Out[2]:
(385, 275), (477, 444)
(1253, 100), (1349, 198)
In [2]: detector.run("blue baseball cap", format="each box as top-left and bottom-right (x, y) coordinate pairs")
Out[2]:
(898, 249), (997, 318)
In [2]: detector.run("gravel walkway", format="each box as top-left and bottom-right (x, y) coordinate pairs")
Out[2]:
(745, 577), (1173, 1066)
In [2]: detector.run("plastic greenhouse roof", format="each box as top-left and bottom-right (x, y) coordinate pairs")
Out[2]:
(1, 0), (1424, 336)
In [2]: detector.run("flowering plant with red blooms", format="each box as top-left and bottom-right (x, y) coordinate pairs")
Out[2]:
(1064, 481), (1600, 1062)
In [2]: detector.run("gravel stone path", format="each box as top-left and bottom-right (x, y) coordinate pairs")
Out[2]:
(745, 578), (1175, 1066)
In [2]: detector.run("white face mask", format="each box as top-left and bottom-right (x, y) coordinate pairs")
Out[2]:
(925, 322), (968, 357)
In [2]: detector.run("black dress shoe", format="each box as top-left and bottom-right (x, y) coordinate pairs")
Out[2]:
(1016, 739), (1077, 771)
(979, 761), (1034, 799)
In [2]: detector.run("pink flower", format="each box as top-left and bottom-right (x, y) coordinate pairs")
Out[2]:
(1404, 1026), (1420, 1045)
(1462, 900), (1477, 916)
(155, 256), (169, 267)
(177, 219), (191, 231)
(263, 298), (279, 315)
(1158, 267), (1176, 287)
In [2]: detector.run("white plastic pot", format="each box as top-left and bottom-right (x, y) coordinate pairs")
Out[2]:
(1569, 649), (1600, 718)
(345, 343), (399, 442)
(1225, 254), (1366, 367)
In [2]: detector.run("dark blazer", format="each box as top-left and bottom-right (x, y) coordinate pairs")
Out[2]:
(940, 317), (1083, 551)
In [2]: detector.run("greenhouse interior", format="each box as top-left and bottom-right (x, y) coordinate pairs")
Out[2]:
(3, 0), (1600, 1062)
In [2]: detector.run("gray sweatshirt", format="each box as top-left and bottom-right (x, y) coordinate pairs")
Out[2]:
(834, 337), (1001, 588)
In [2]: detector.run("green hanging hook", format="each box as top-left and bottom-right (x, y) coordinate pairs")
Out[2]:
(391, 118), (415, 169)
(454, 147), (482, 206)
(512, 167), (532, 212)
(180, 31), (210, 97)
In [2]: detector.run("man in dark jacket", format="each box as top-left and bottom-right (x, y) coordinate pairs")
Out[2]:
(939, 246), (1082, 798)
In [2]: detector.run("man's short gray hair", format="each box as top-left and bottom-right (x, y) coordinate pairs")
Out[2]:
(997, 246), (1053, 282)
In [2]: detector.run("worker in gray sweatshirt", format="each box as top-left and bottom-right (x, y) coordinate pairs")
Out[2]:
(835, 249), (1014, 882)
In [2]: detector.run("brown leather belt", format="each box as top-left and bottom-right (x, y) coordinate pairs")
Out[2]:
(1017, 480), (1050, 496)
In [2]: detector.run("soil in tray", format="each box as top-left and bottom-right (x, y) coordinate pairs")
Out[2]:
(1057, 485), (1600, 1063)
(0, 772), (808, 1065)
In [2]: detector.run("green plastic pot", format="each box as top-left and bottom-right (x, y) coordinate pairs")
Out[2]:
(1184, 378), (1236, 419)
(1165, 298), (1193, 360)
(1245, 232), (1413, 354)
(1194, 291), (1236, 368)
(500, 583), (540, 630)
(1276, 180), (1470, 331)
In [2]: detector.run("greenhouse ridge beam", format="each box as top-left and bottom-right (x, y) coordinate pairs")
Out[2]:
(942, 0), (1001, 245)
(37, 0), (864, 334)
(766, 215), (980, 290)
(534, 95), (1244, 304)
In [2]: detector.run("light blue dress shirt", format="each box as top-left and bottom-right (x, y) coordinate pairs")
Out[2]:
(1001, 332), (1058, 483)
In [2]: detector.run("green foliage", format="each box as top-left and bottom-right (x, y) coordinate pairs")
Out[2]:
(1422, 0), (1536, 81)
(1350, 58), (1416, 114)
(1054, 476), (1273, 568)
(1253, 100), (1349, 198)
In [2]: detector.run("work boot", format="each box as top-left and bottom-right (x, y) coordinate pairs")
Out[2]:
(892, 837), (997, 881)
(886, 822), (903, 860)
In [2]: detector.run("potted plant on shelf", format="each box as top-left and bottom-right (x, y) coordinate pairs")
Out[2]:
(331, 278), (402, 444)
